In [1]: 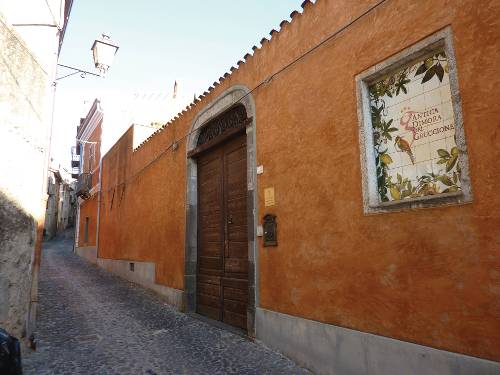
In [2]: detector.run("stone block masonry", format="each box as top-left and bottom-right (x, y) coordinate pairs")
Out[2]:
(0, 12), (49, 341)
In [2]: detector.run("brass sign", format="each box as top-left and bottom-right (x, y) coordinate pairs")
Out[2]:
(264, 187), (275, 207)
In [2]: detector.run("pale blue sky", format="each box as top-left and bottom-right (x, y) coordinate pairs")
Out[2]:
(53, 0), (303, 169)
(58, 0), (303, 95)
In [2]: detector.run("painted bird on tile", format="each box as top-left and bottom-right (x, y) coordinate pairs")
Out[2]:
(395, 135), (415, 164)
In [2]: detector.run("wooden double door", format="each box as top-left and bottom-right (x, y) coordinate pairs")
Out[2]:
(196, 133), (248, 330)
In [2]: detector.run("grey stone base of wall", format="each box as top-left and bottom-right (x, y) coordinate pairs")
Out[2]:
(96, 258), (183, 310)
(255, 307), (500, 375)
(75, 246), (97, 264)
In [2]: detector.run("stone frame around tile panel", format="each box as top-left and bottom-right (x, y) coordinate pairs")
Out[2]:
(355, 27), (473, 214)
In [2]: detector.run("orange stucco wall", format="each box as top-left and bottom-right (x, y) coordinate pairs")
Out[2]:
(97, 0), (500, 361)
(78, 194), (98, 247)
(98, 127), (186, 290)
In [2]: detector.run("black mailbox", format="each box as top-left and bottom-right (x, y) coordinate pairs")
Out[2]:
(263, 214), (277, 247)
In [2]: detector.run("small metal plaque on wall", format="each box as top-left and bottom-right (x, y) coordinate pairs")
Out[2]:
(264, 187), (275, 207)
(263, 214), (277, 247)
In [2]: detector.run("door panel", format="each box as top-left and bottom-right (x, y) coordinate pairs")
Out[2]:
(197, 304), (219, 321)
(198, 256), (222, 273)
(224, 258), (248, 274)
(228, 242), (248, 258)
(197, 282), (220, 297)
(222, 135), (248, 329)
(197, 148), (224, 320)
(196, 133), (248, 330)
(223, 283), (248, 302)
(198, 241), (222, 256)
(227, 198), (246, 212)
(228, 227), (247, 242)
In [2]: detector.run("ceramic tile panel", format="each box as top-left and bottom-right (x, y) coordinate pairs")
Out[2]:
(368, 51), (461, 202)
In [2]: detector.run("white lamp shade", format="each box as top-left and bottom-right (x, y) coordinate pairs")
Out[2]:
(91, 34), (119, 74)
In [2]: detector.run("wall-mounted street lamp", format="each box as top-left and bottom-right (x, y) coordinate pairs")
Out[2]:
(56, 33), (119, 80)
(91, 34), (119, 76)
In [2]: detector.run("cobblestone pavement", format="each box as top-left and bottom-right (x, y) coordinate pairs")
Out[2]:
(23, 236), (311, 375)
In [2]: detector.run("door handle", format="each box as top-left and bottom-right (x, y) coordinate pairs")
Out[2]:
(228, 216), (233, 224)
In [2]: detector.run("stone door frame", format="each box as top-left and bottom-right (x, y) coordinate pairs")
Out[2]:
(185, 85), (258, 336)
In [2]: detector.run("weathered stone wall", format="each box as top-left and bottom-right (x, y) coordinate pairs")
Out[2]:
(0, 192), (36, 340)
(0, 12), (49, 340)
(44, 174), (59, 240)
(44, 173), (75, 239)
(58, 182), (76, 230)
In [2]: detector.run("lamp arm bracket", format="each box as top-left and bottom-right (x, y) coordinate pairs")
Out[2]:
(56, 63), (101, 80)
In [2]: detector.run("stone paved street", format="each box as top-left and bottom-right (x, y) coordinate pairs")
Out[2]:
(23, 236), (311, 375)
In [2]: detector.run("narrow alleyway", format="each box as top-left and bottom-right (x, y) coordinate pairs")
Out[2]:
(23, 235), (310, 375)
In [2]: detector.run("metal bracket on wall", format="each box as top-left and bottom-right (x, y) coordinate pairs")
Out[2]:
(56, 64), (101, 81)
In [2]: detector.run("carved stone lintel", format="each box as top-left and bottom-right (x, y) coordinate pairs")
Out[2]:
(197, 104), (247, 147)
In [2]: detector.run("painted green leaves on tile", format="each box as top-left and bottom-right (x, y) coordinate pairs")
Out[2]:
(415, 52), (447, 84)
(368, 49), (461, 203)
(380, 153), (393, 165)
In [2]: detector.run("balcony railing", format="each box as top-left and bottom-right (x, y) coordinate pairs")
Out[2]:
(71, 146), (81, 179)
(71, 167), (79, 179)
(76, 173), (92, 199)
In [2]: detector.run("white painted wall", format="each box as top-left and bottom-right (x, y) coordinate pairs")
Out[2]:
(0, 0), (65, 74)
(0, 0), (69, 342)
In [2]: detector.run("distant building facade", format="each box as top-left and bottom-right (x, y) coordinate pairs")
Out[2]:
(57, 179), (76, 231)
(44, 168), (76, 240)
(44, 169), (62, 240)
(73, 88), (191, 263)
(0, 0), (72, 345)
(73, 100), (102, 262)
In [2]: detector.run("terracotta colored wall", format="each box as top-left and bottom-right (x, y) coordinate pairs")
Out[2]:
(97, 0), (500, 361)
(98, 126), (186, 290)
(78, 194), (98, 247)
